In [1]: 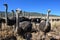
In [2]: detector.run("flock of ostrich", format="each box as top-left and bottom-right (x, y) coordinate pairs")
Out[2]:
(0, 3), (60, 40)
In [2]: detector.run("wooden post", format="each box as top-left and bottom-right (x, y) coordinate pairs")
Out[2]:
(24, 11), (25, 17)
(22, 11), (24, 17)
(28, 13), (30, 18)
(0, 13), (2, 17)
(40, 13), (42, 18)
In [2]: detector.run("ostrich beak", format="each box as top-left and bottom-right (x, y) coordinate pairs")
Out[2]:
(4, 4), (7, 6)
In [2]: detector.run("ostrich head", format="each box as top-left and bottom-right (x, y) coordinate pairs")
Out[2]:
(48, 9), (51, 13)
(11, 10), (14, 13)
(3, 3), (8, 9)
(16, 8), (22, 14)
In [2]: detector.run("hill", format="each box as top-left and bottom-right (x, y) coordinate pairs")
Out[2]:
(0, 11), (60, 17)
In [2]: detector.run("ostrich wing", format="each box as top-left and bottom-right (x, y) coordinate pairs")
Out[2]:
(39, 21), (46, 32)
(39, 21), (51, 32)
(19, 21), (32, 32)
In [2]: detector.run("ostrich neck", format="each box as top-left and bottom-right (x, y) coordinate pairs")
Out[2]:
(46, 12), (49, 25)
(15, 12), (20, 32)
(6, 8), (8, 17)
(16, 12), (20, 29)
(5, 7), (8, 23)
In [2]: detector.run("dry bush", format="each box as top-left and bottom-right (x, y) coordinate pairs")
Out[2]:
(51, 21), (60, 27)
(50, 21), (60, 32)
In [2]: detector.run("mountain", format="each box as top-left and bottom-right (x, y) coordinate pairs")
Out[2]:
(22, 11), (60, 17)
(0, 11), (60, 17)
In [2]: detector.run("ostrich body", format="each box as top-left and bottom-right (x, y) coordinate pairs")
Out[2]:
(18, 21), (32, 33)
(17, 17), (38, 39)
(39, 20), (51, 33)
(31, 18), (41, 23)
(39, 9), (51, 33)
(17, 21), (32, 38)
(16, 17), (32, 39)
(31, 18), (41, 31)
(7, 17), (16, 26)
(6, 10), (16, 26)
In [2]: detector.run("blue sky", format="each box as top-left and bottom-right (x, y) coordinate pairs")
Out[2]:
(0, 0), (60, 15)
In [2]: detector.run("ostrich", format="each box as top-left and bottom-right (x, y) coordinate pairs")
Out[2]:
(4, 4), (16, 27)
(0, 4), (7, 29)
(15, 8), (37, 40)
(10, 10), (16, 31)
(3, 4), (17, 40)
(39, 9), (51, 40)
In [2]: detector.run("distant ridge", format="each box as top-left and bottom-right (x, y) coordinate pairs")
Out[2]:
(22, 11), (60, 17)
(0, 11), (60, 17)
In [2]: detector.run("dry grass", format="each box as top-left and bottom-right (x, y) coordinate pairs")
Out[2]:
(51, 21), (60, 27)
(0, 21), (60, 40)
